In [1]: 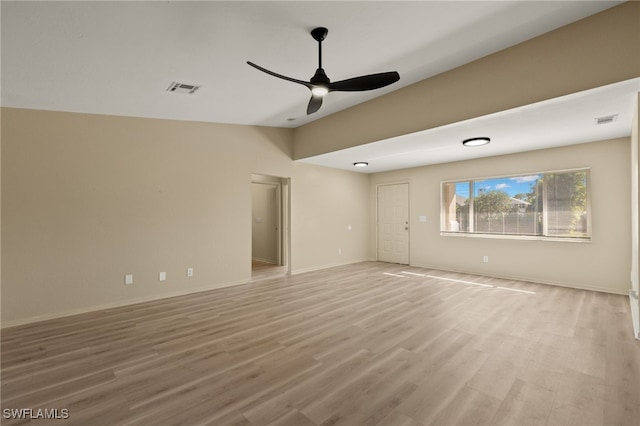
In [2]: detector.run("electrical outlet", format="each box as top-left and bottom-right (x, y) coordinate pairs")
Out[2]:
(483, 256), (489, 263)
(187, 268), (194, 277)
(124, 274), (133, 285)
(159, 271), (166, 281)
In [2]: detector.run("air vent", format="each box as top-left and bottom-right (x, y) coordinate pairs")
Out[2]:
(166, 82), (201, 94)
(595, 114), (618, 125)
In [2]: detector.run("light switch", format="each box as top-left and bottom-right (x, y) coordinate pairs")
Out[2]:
(125, 274), (133, 285)
(159, 272), (166, 281)
(419, 215), (427, 223)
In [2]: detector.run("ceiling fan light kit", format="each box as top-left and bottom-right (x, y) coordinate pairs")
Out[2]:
(311, 86), (329, 97)
(247, 27), (400, 115)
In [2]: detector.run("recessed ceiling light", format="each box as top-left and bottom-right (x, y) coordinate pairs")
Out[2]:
(462, 137), (490, 147)
(353, 162), (369, 167)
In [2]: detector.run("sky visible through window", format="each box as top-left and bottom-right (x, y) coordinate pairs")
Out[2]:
(456, 175), (540, 199)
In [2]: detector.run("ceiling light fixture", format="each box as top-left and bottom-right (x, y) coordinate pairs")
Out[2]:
(311, 86), (329, 97)
(462, 137), (490, 147)
(353, 162), (369, 167)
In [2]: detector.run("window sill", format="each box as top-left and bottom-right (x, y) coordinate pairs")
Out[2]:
(440, 232), (591, 243)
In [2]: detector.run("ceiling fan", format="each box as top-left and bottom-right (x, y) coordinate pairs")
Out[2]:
(247, 27), (400, 115)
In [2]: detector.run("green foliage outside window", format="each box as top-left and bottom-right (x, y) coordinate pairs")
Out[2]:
(442, 169), (590, 239)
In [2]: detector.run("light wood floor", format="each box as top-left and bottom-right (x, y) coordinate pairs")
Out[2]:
(252, 260), (287, 281)
(2, 262), (639, 425)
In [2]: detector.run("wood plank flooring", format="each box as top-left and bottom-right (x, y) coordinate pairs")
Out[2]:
(252, 260), (287, 281)
(2, 261), (639, 425)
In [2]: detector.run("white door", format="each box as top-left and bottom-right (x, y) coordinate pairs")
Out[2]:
(377, 183), (410, 264)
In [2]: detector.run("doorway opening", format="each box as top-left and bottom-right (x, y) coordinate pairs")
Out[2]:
(251, 174), (291, 280)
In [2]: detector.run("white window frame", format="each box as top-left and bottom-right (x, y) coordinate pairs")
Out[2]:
(440, 168), (592, 242)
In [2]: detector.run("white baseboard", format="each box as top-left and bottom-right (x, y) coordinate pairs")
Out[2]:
(5, 260), (634, 333)
(1, 278), (251, 329)
(291, 259), (369, 276)
(3, 259), (373, 328)
(2, 260), (368, 328)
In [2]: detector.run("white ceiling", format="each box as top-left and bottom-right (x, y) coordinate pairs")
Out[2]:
(2, 1), (636, 172)
(300, 77), (640, 173)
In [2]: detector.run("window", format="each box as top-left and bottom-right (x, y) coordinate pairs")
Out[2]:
(442, 169), (590, 240)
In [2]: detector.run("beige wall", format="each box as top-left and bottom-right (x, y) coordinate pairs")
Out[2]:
(294, 2), (640, 159)
(370, 138), (631, 294)
(291, 161), (370, 273)
(1, 108), (370, 326)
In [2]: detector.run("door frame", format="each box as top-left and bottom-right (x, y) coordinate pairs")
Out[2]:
(251, 181), (281, 264)
(251, 174), (291, 276)
(376, 181), (410, 264)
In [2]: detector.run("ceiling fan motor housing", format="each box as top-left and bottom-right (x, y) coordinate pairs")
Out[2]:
(310, 68), (330, 86)
(311, 27), (328, 42)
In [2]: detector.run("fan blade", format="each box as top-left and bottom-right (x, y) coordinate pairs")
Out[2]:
(329, 71), (399, 92)
(307, 94), (323, 115)
(247, 61), (311, 89)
